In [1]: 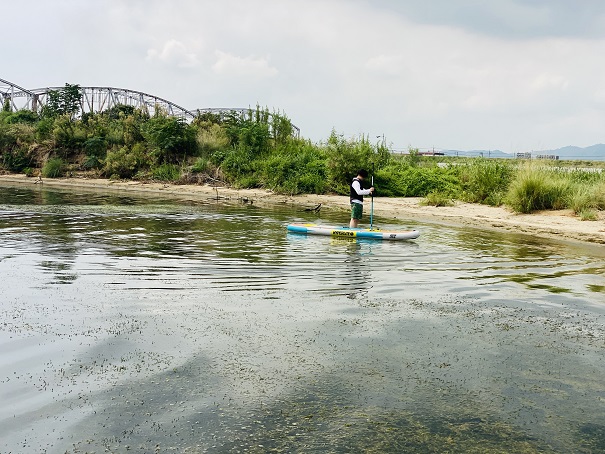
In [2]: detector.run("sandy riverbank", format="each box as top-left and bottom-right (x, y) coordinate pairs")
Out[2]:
(1, 174), (605, 245)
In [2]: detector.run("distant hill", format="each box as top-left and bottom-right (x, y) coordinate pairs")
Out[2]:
(440, 144), (605, 161)
(541, 144), (605, 160)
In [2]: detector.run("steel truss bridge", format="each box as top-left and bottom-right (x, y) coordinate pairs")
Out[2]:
(0, 77), (299, 136)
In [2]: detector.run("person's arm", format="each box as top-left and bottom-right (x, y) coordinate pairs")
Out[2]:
(352, 180), (372, 196)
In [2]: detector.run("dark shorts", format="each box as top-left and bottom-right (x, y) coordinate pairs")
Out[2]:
(351, 202), (363, 220)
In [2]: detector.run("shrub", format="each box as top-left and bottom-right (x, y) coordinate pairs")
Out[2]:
(421, 192), (455, 207)
(271, 112), (294, 145)
(375, 162), (459, 197)
(196, 122), (230, 156)
(4, 109), (39, 124)
(53, 115), (86, 154)
(103, 144), (149, 178)
(404, 148), (421, 167)
(236, 174), (262, 189)
(141, 114), (197, 163)
(191, 157), (210, 174)
(1, 147), (33, 172)
(34, 117), (55, 141)
(83, 136), (107, 169)
(0, 123), (36, 171)
(220, 146), (257, 181)
(229, 120), (270, 156)
(261, 139), (327, 194)
(325, 131), (390, 193)
(84, 136), (107, 157)
(42, 157), (65, 178)
(82, 155), (102, 169)
(223, 106), (284, 155)
(151, 163), (181, 182)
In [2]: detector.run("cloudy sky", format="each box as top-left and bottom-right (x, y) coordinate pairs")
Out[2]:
(3, 0), (605, 152)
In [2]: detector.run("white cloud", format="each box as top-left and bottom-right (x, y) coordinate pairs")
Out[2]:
(531, 73), (569, 91)
(146, 39), (200, 68)
(365, 55), (405, 77)
(212, 51), (278, 78)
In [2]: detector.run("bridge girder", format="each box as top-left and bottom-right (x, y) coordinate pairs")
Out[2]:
(7, 86), (196, 119)
(0, 78), (38, 112)
(1, 78), (300, 135)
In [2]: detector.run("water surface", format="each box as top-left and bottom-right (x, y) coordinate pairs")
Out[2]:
(1, 184), (604, 453)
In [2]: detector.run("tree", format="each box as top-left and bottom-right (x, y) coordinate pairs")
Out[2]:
(42, 83), (83, 119)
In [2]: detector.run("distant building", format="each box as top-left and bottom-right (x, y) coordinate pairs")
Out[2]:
(536, 154), (559, 160)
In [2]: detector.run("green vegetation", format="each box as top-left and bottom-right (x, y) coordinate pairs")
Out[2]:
(459, 159), (513, 206)
(506, 164), (605, 216)
(1, 83), (604, 219)
(506, 165), (571, 213)
(421, 191), (455, 207)
(41, 157), (64, 178)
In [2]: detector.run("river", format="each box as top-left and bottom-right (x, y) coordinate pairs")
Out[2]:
(1, 184), (604, 453)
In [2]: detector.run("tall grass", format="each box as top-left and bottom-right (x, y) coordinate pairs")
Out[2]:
(458, 159), (513, 206)
(506, 165), (575, 213)
(570, 182), (605, 215)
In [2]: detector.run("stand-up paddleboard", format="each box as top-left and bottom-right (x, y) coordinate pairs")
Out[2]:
(287, 223), (420, 241)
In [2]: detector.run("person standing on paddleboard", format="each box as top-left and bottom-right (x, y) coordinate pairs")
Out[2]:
(349, 169), (374, 228)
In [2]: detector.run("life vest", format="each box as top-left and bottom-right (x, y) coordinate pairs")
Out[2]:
(350, 177), (364, 203)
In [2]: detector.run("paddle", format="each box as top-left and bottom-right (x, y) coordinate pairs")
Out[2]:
(370, 171), (374, 230)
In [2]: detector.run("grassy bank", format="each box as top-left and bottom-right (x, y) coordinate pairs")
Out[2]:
(1, 85), (604, 218)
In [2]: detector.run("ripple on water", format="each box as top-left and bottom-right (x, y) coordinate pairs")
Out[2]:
(1, 185), (605, 452)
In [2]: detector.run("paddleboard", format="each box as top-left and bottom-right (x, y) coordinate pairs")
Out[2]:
(287, 223), (420, 241)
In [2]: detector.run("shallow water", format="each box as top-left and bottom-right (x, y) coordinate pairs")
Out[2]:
(1, 184), (604, 453)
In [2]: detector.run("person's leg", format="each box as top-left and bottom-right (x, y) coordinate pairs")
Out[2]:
(350, 203), (362, 228)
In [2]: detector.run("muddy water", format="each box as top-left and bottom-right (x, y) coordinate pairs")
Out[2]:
(1, 185), (604, 453)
